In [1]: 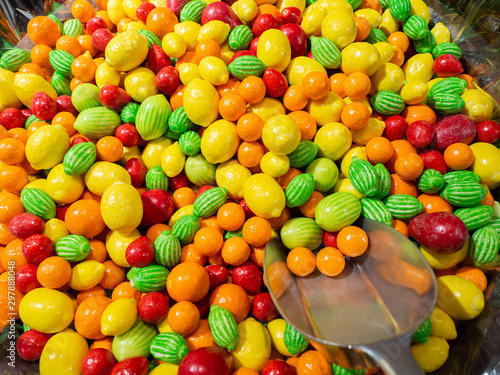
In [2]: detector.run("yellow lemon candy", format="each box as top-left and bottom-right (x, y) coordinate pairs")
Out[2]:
(314, 122), (352, 161)
(26, 125), (70, 170)
(431, 22), (451, 44)
(19, 288), (75, 333)
(340, 146), (367, 178)
(275, 0), (305, 11)
(95, 62), (121, 88)
(403, 53), (434, 82)
(157, 315), (175, 334)
(315, 0), (353, 14)
(198, 20), (230, 44)
(150, 0), (166, 5)
(142, 137), (173, 169)
(351, 117), (386, 145)
(437, 275), (485, 320)
(123, 21), (148, 33)
(374, 42), (396, 65)
(122, 0), (142, 20)
(461, 88), (494, 123)
(411, 336), (449, 373)
(101, 182), (143, 236)
(178, 63), (202, 86)
(106, 229), (141, 267)
(469, 142), (500, 189)
(262, 114), (301, 155)
(257, 29), (291, 73)
(120, 145), (142, 165)
(105, 31), (149, 72)
(334, 178), (365, 199)
(266, 319), (292, 356)
(162, 32), (187, 58)
(430, 306), (457, 340)
(25, 176), (45, 190)
(84, 161), (131, 196)
(233, 318), (272, 371)
(247, 97), (285, 123)
(0, 68), (22, 108)
(354, 9), (381, 28)
(260, 152), (290, 178)
(379, 9), (399, 35)
(410, 0), (430, 23)
(101, 298), (138, 336)
(198, 56), (229, 86)
(149, 363), (179, 375)
(232, 0), (258, 22)
(45, 164), (85, 205)
(400, 80), (429, 104)
(243, 174), (286, 219)
(69, 260), (106, 291)
(216, 160), (252, 200)
(220, 42), (235, 65)
(369, 63), (404, 96)
(321, 11), (357, 49)
(201, 119), (240, 163)
(183, 79), (219, 127)
(40, 330), (89, 375)
(43, 218), (69, 244)
(161, 142), (186, 177)
(14, 73), (57, 108)
(168, 205), (194, 227)
(426, 77), (445, 90)
(420, 236), (469, 270)
(107, 0), (127, 24)
(124, 67), (158, 102)
(307, 92), (345, 126)
(341, 42), (381, 76)
(285, 56), (327, 86)
(174, 21), (202, 51)
(300, 7), (326, 37)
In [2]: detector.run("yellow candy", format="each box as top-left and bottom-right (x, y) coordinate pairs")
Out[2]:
(161, 142), (186, 177)
(275, 0), (305, 11)
(342, 97), (372, 114)
(461, 88), (494, 123)
(411, 337), (449, 373)
(431, 22), (451, 44)
(341, 42), (381, 76)
(201, 119), (240, 163)
(198, 20), (230, 45)
(40, 330), (89, 375)
(403, 53), (434, 82)
(233, 318), (272, 372)
(220, 42), (236, 66)
(260, 152), (290, 178)
(178, 63), (202, 86)
(373, 42), (396, 65)
(369, 63), (404, 96)
(379, 9), (399, 35)
(198, 56), (229, 86)
(168, 205), (194, 227)
(162, 32), (187, 58)
(174, 22), (202, 51)
(95, 62), (121, 88)
(300, 7), (326, 37)
(25, 125), (69, 170)
(321, 11), (357, 49)
(122, 0), (142, 20)
(120, 145), (143, 165)
(19, 288), (75, 333)
(469, 142), (500, 189)
(69, 260), (106, 291)
(437, 275), (485, 320)
(420, 235), (469, 270)
(149, 363), (180, 375)
(215, 160), (252, 200)
(123, 21), (148, 33)
(247, 97), (285, 123)
(410, 0), (430, 23)
(124, 67), (159, 102)
(14, 73), (57, 108)
(430, 306), (457, 340)
(232, 0), (258, 22)
(351, 117), (385, 145)
(0, 68), (22, 109)
(105, 31), (149, 72)
(285, 56), (327, 86)
(314, 122), (352, 161)
(340, 146), (367, 178)
(45, 164), (85, 205)
(266, 319), (292, 356)
(426, 77), (445, 89)
(400, 80), (429, 104)
(142, 137), (173, 169)
(101, 298), (138, 336)
(84, 161), (131, 196)
(262, 114), (301, 155)
(307, 92), (345, 126)
(150, 0), (166, 6)
(157, 315), (175, 333)
(101, 182), (143, 236)
(243, 174), (286, 219)
(183, 79), (219, 127)
(106, 229), (141, 267)
(314, 0), (353, 14)
(334, 178), (365, 199)
(354, 9), (382, 29)
(107, 0), (127, 24)
(257, 29), (292, 73)
(43, 218), (69, 244)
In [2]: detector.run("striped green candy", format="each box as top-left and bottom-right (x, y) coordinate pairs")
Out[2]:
(389, 0), (411, 21)
(63, 19), (83, 37)
(418, 169), (445, 194)
(168, 106), (195, 134)
(428, 77), (467, 98)
(136, 94), (172, 141)
(121, 102), (140, 124)
(208, 305), (240, 351)
(455, 205), (495, 231)
(305, 158), (339, 193)
(315, 192), (361, 232)
(306, 0), (317, 6)
(402, 15), (428, 40)
(412, 317), (431, 343)
(284, 323), (309, 356)
(154, 230), (182, 268)
(228, 25), (253, 51)
(225, 228), (243, 240)
(360, 198), (393, 226)
(0, 48), (31, 72)
(443, 170), (480, 185)
(172, 215), (200, 245)
(413, 31), (436, 54)
(365, 29), (388, 44)
(349, 157), (380, 197)
(310, 36), (341, 69)
(228, 56), (266, 80)
(72, 83), (101, 112)
(55, 235), (91, 262)
(489, 217), (500, 236)
(145, 166), (169, 190)
(21, 188), (56, 220)
(347, 0), (362, 10)
(332, 364), (366, 375)
(179, 131), (201, 156)
(150, 333), (189, 364)
(370, 91), (405, 115)
(49, 50), (75, 76)
(51, 71), (72, 96)
(165, 129), (181, 140)
(113, 319), (158, 361)
(427, 93), (465, 114)
(470, 225), (500, 267)
(47, 14), (63, 32)
(379, 0), (390, 8)
(432, 42), (462, 59)
(127, 265), (170, 292)
(24, 115), (37, 129)
(180, 0), (206, 23)
(288, 141), (318, 168)
(373, 163), (391, 200)
(74, 107), (122, 139)
(383, 194), (423, 219)
(281, 217), (323, 250)
(285, 173), (315, 208)
(185, 154), (217, 186)
(193, 187), (227, 218)
(138, 29), (162, 48)
(440, 182), (487, 207)
(63, 142), (97, 175)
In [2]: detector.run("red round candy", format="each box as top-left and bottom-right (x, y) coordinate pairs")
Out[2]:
(384, 115), (408, 141)
(263, 68), (288, 98)
(406, 120), (435, 149)
(16, 264), (41, 293)
(111, 357), (149, 375)
(232, 261), (262, 295)
(22, 234), (55, 265)
(126, 236), (155, 268)
(476, 120), (500, 144)
(81, 348), (116, 375)
(206, 265), (229, 290)
(251, 292), (278, 322)
(433, 54), (463, 77)
(17, 329), (52, 361)
(252, 14), (279, 37)
(9, 213), (45, 239)
(138, 292), (169, 323)
(0, 108), (25, 129)
(419, 150), (447, 174)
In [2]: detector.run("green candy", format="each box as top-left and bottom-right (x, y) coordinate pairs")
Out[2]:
(403, 15), (428, 40)
(383, 194), (423, 219)
(412, 317), (432, 343)
(180, 0), (206, 23)
(62, 19), (83, 37)
(208, 305), (240, 351)
(145, 166), (169, 191)
(193, 187), (227, 218)
(71, 83), (101, 112)
(185, 154), (217, 186)
(455, 205), (495, 231)
(228, 25), (253, 51)
(127, 265), (170, 292)
(284, 323), (308, 356)
(285, 173), (315, 208)
(121, 102), (140, 124)
(347, 0), (362, 10)
(49, 50), (74, 76)
(228, 56), (266, 80)
(373, 163), (391, 200)
(51, 71), (72, 96)
(427, 93), (465, 114)
(172, 215), (200, 245)
(138, 29), (162, 48)
(74, 107), (122, 139)
(154, 230), (182, 268)
(168, 106), (195, 134)
(443, 170), (480, 185)
(24, 115), (38, 129)
(305, 158), (339, 193)
(360, 197), (393, 226)
(315, 192), (361, 232)
(413, 31), (436, 54)
(179, 131), (201, 156)
(136, 94), (171, 141)
(470, 225), (500, 267)
(56, 235), (91, 262)
(150, 333), (189, 364)
(428, 77), (467, 98)
(366, 29), (388, 44)
(113, 319), (158, 362)
(389, 0), (411, 21)
(21, 188), (56, 220)
(288, 141), (318, 168)
(281, 217), (323, 250)
(225, 228), (243, 240)
(349, 157), (380, 197)
(370, 91), (405, 115)
(418, 169), (445, 194)
(0, 48), (31, 72)
(432, 42), (462, 59)
(63, 141), (97, 175)
(310, 36), (341, 69)
(440, 182), (487, 207)
(332, 364), (366, 375)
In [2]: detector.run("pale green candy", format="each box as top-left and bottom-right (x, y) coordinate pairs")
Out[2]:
(305, 158), (339, 193)
(185, 154), (217, 186)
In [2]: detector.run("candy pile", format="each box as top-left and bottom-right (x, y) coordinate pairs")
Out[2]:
(0, 0), (500, 373)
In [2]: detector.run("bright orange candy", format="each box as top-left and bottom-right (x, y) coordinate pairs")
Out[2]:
(277, 168), (302, 189)
(337, 226), (369, 257)
(86, 240), (108, 263)
(193, 227), (224, 257)
(0, 165), (28, 193)
(455, 266), (487, 292)
(302, 71), (330, 100)
(443, 143), (474, 170)
(31, 44), (53, 69)
(186, 319), (215, 351)
(283, 85), (309, 111)
(27, 16), (61, 47)
(146, 224), (171, 242)
(316, 247), (345, 277)
(242, 217), (272, 247)
(167, 301), (201, 335)
(296, 350), (333, 375)
(287, 111), (317, 141)
(74, 295), (112, 340)
(330, 73), (347, 97)
(78, 35), (99, 57)
(72, 54), (97, 83)
(417, 194), (453, 214)
(180, 243), (207, 266)
(112, 281), (141, 302)
(221, 236), (251, 266)
(218, 93), (246, 122)
(394, 152), (424, 180)
(52, 112), (77, 136)
(167, 262), (210, 302)
(389, 173), (418, 197)
(71, 0), (95, 23)
(0, 138), (25, 165)
(299, 191), (324, 218)
(385, 139), (416, 173)
(37, 256), (72, 289)
(217, 78), (240, 98)
(217, 202), (245, 231)
(65, 199), (106, 238)
(96, 136), (123, 162)
(389, 47), (405, 67)
(238, 141), (264, 168)
(233, 368), (260, 375)
(170, 85), (185, 110)
(209, 283), (250, 323)
(365, 136), (394, 164)
(56, 36), (82, 58)
(99, 260), (125, 290)
(19, 63), (45, 76)
(76, 285), (107, 305)
(0, 191), (24, 225)
(146, 7), (178, 39)
(287, 247), (316, 277)
(343, 72), (371, 99)
(195, 39), (221, 59)
(354, 16), (371, 42)
(340, 102), (370, 130)
(388, 31), (410, 52)
(392, 219), (409, 237)
(402, 104), (437, 126)
(236, 113), (264, 142)
(173, 187), (197, 209)
(239, 76), (266, 104)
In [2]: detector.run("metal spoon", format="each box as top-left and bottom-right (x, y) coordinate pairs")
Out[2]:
(264, 217), (437, 375)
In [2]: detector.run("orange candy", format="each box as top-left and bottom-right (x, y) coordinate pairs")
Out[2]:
(354, 16), (371, 42)
(209, 283), (250, 323)
(180, 243), (207, 266)
(388, 31), (410, 52)
(238, 141), (264, 168)
(455, 267), (487, 292)
(302, 71), (330, 100)
(37, 256), (72, 289)
(186, 319), (215, 351)
(296, 350), (333, 375)
(392, 219), (409, 237)
(195, 39), (221, 59)
(96, 136), (124, 162)
(0, 192), (24, 225)
(168, 301), (201, 335)
(394, 152), (424, 180)
(316, 247), (345, 277)
(99, 260), (125, 290)
(389, 173), (418, 197)
(71, 0), (95, 23)
(239, 76), (266, 104)
(443, 143), (474, 170)
(27, 16), (61, 47)
(242, 217), (272, 246)
(193, 227), (224, 257)
(287, 247), (316, 277)
(337, 226), (369, 257)
(330, 73), (347, 97)
(343, 72), (371, 99)
(167, 262), (210, 302)
(340, 102), (370, 130)
(218, 93), (246, 122)
(287, 111), (317, 141)
(65, 199), (106, 238)
(173, 187), (197, 209)
(365, 136), (394, 164)
(74, 296), (112, 339)
(56, 36), (82, 58)
(31, 44), (53, 69)
(52, 112), (77, 136)
(0, 165), (28, 193)
(112, 281), (141, 302)
(217, 203), (245, 231)
(221, 236), (251, 266)
(283, 85), (308, 111)
(299, 191), (324, 218)
(402, 104), (437, 126)
(385, 139), (416, 172)
(236, 113), (264, 142)
(76, 285), (107, 305)
(72, 54), (98, 83)
(417, 194), (453, 214)
(0, 138), (25, 165)
(146, 8), (178, 39)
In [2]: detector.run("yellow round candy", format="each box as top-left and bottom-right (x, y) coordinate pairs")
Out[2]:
(0, 68), (22, 109)
(101, 182), (143, 236)
(162, 32), (187, 58)
(149, 363), (180, 375)
(215, 160), (252, 200)
(14, 73), (57, 108)
(351, 117), (386, 145)
(122, 0), (142, 20)
(340, 146), (367, 178)
(168, 205), (194, 227)
(69, 260), (106, 291)
(120, 145), (142, 165)
(469, 142), (500, 189)
(107, 0), (127, 24)
(403, 53), (434, 82)
(315, 0), (353, 14)
(123, 21), (148, 33)
(247, 97), (285, 123)
(183, 79), (219, 127)
(429, 307), (457, 340)
(341, 42), (381, 76)
(198, 56), (229, 86)
(161, 142), (186, 177)
(409, 0), (430, 23)
(373, 42), (396, 65)
(285, 56), (327, 86)
(321, 11), (357, 50)
(431, 22), (451, 44)
(266, 319), (292, 356)
(275, 0), (305, 11)
(219, 41), (235, 65)
(174, 21), (202, 51)
(231, 0), (258, 22)
(369, 63), (404, 96)
(379, 9), (399, 35)
(334, 178), (365, 199)
(461, 88), (494, 123)
(178, 63), (202, 86)
(260, 152), (290, 178)
(233, 318), (272, 372)
(19, 288), (75, 333)
(45, 164), (85, 205)
(314, 122), (352, 161)
(257, 29), (291, 73)
(95, 62), (121, 88)
(105, 31), (149, 72)
(301, 7), (326, 37)
(243, 173), (286, 219)
(198, 20), (230, 45)
(307, 92), (345, 126)
(43, 218), (69, 244)
(40, 330), (89, 375)
(201, 119), (240, 163)
(84, 161), (131, 196)
(354, 9), (381, 28)
(411, 336), (449, 373)
(142, 137), (173, 169)
(106, 229), (141, 267)
(124, 67), (159, 102)
(437, 275), (485, 320)
(101, 298), (138, 336)
(400, 80), (429, 104)
(25, 125), (70, 170)
(262, 114), (301, 155)
(420, 235), (469, 270)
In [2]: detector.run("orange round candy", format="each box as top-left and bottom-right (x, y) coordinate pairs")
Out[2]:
(316, 247), (345, 277)
(238, 76), (266, 104)
(216, 203), (245, 231)
(340, 102), (370, 130)
(287, 247), (316, 277)
(221, 236), (250, 266)
(218, 93), (246, 122)
(443, 143), (474, 170)
(209, 283), (250, 323)
(365, 136), (394, 164)
(337, 226), (369, 257)
(302, 71), (329, 100)
(242, 217), (272, 247)
(394, 152), (424, 180)
(343, 72), (371, 99)
(71, 0), (95, 23)
(167, 301), (201, 335)
(27, 16), (61, 47)
(74, 295), (112, 339)
(146, 8), (178, 39)
(65, 199), (106, 238)
(236, 113), (264, 142)
(167, 262), (210, 302)
(193, 227), (224, 257)
(37, 256), (72, 289)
